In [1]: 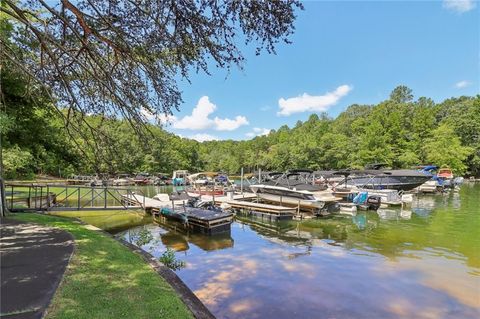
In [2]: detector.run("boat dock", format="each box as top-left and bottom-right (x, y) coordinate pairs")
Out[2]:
(191, 193), (297, 221)
(121, 194), (234, 235)
(217, 198), (296, 220)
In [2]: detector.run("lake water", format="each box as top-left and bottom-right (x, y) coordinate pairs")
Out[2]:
(102, 184), (477, 318)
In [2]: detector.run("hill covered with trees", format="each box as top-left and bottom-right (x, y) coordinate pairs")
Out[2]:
(3, 66), (479, 179)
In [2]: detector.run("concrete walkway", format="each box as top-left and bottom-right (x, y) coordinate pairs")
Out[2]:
(0, 218), (74, 319)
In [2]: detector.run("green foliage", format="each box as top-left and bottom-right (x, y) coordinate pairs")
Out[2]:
(3, 146), (34, 179)
(3, 83), (479, 178)
(424, 124), (473, 174)
(159, 248), (186, 271)
(389, 85), (413, 103)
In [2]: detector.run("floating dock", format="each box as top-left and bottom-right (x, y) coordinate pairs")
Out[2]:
(121, 194), (234, 235)
(196, 193), (296, 220)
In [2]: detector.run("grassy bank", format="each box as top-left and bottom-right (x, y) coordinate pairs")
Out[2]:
(10, 213), (193, 319)
(48, 210), (152, 231)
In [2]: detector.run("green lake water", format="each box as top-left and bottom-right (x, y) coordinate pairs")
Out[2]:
(62, 183), (479, 318)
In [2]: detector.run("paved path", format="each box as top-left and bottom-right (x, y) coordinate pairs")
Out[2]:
(0, 218), (74, 319)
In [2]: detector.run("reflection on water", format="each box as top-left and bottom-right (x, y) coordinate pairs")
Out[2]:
(115, 184), (480, 319)
(122, 223), (234, 253)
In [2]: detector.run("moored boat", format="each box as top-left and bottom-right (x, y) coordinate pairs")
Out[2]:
(172, 170), (189, 186)
(249, 184), (326, 211)
(112, 174), (135, 186)
(329, 164), (433, 191)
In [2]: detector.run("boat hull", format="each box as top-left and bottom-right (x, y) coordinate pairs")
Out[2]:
(250, 185), (325, 210)
(345, 175), (431, 191)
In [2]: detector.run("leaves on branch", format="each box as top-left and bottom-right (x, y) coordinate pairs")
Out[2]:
(1, 0), (303, 134)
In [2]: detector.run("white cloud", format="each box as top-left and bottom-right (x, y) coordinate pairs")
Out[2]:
(173, 96), (216, 130)
(455, 80), (471, 88)
(246, 127), (271, 138)
(187, 133), (219, 142)
(140, 107), (155, 121)
(213, 116), (249, 131)
(172, 96), (249, 131)
(277, 85), (352, 116)
(443, 0), (476, 13)
(157, 113), (177, 125)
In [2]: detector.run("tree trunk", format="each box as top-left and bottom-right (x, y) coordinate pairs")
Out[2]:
(0, 178), (8, 217)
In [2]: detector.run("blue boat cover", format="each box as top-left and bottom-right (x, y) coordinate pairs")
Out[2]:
(353, 192), (368, 205)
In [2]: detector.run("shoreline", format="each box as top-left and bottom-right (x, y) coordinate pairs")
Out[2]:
(7, 212), (214, 319)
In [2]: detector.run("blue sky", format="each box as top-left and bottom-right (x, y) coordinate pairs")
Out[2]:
(159, 0), (479, 141)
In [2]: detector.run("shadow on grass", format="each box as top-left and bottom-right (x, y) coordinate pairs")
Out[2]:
(10, 213), (193, 319)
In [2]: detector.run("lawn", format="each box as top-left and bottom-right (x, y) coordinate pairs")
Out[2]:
(9, 213), (193, 319)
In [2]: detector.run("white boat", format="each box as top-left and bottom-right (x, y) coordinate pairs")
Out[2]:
(249, 184), (326, 211)
(112, 174), (135, 186)
(416, 180), (439, 193)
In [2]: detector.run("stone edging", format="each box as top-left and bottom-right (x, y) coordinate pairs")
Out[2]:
(66, 217), (215, 319)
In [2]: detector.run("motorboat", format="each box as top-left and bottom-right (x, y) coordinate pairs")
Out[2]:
(153, 191), (234, 234)
(250, 170), (340, 211)
(437, 168), (454, 180)
(153, 173), (171, 186)
(86, 177), (104, 187)
(112, 174), (135, 186)
(331, 164), (433, 191)
(249, 184), (326, 211)
(133, 173), (151, 185)
(172, 170), (189, 186)
(188, 172), (215, 186)
(187, 172), (231, 196)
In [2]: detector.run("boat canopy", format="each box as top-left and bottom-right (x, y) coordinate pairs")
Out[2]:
(365, 163), (389, 170)
(287, 169), (313, 174)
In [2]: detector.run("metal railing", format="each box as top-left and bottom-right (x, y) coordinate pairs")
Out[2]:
(5, 183), (146, 211)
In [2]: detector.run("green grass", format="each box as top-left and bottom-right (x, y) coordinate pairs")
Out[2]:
(49, 210), (152, 231)
(10, 213), (193, 319)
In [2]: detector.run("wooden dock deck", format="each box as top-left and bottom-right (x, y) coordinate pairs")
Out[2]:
(198, 193), (296, 220)
(121, 193), (234, 234)
(122, 192), (298, 223)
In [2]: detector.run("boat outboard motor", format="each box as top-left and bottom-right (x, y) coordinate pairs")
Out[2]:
(367, 195), (381, 210)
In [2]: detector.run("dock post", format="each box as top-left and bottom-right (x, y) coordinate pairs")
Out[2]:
(240, 167), (244, 195)
(39, 186), (43, 209)
(27, 185), (31, 209)
(46, 185), (50, 208)
(10, 185), (14, 210)
(34, 186), (37, 209)
(77, 188), (80, 210)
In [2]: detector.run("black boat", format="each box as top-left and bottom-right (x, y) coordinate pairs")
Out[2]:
(327, 164), (433, 191)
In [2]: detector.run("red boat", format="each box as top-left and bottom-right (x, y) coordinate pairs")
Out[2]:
(133, 173), (151, 185)
(437, 168), (453, 179)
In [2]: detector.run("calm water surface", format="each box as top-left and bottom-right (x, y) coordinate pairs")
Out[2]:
(112, 184), (480, 319)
